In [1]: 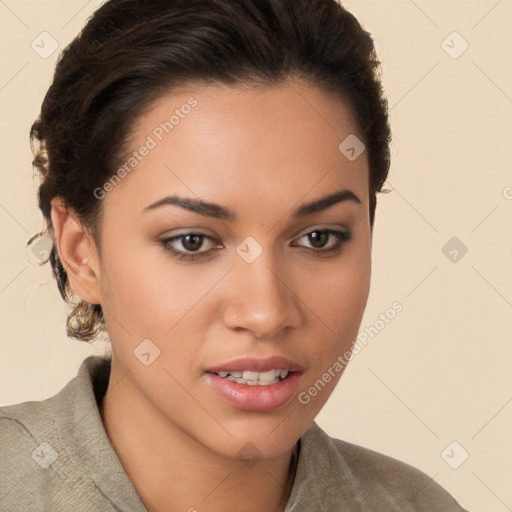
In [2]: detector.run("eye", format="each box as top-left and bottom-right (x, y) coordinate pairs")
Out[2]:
(293, 229), (352, 256)
(160, 233), (222, 261)
(160, 228), (352, 262)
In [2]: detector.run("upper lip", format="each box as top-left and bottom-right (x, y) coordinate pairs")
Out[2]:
(206, 356), (304, 374)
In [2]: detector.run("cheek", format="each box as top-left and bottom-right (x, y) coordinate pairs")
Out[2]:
(295, 254), (370, 414)
(297, 239), (371, 388)
(305, 243), (371, 335)
(329, 261), (370, 333)
(98, 238), (174, 335)
(99, 239), (226, 338)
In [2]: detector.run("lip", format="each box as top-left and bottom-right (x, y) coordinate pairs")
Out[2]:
(205, 356), (304, 412)
(205, 371), (303, 412)
(206, 356), (305, 374)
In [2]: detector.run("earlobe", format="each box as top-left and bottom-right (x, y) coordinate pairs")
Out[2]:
(50, 198), (101, 305)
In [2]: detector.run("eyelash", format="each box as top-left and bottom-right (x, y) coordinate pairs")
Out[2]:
(159, 228), (352, 262)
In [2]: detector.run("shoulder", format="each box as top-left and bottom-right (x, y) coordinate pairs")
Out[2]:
(298, 422), (469, 511)
(0, 391), (64, 468)
(0, 394), (77, 510)
(0, 356), (124, 512)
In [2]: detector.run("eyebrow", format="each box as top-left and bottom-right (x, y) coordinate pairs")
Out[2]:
(141, 188), (362, 220)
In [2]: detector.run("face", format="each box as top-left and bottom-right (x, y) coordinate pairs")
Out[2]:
(94, 78), (372, 460)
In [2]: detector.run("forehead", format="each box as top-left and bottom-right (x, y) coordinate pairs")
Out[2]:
(102, 79), (369, 218)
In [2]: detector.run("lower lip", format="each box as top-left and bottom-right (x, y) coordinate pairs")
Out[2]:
(206, 372), (302, 412)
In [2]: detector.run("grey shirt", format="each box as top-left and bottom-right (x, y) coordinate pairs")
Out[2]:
(0, 356), (468, 511)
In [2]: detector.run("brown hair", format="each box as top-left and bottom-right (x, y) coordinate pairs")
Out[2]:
(29, 0), (392, 343)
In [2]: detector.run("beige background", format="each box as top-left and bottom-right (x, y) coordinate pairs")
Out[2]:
(1, 1), (511, 510)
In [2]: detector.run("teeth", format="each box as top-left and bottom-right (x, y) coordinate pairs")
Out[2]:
(242, 371), (259, 381)
(218, 369), (290, 385)
(258, 369), (280, 381)
(258, 377), (279, 386)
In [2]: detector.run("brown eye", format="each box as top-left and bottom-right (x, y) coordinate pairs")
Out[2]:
(307, 230), (330, 249)
(181, 234), (205, 251)
(294, 229), (352, 256)
(160, 232), (222, 261)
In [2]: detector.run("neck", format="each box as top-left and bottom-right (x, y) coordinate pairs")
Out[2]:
(99, 362), (299, 512)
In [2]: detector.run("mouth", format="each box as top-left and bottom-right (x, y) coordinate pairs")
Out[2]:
(205, 356), (304, 412)
(206, 355), (304, 375)
(214, 368), (291, 386)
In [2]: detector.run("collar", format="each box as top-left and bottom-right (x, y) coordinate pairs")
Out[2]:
(55, 355), (148, 511)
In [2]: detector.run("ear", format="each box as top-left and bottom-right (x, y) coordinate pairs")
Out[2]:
(50, 197), (102, 305)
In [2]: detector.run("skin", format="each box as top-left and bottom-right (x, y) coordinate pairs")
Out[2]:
(50, 77), (372, 512)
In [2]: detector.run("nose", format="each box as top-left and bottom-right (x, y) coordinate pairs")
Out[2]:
(222, 253), (303, 339)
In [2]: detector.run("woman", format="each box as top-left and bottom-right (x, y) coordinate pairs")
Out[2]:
(0, 0), (469, 510)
